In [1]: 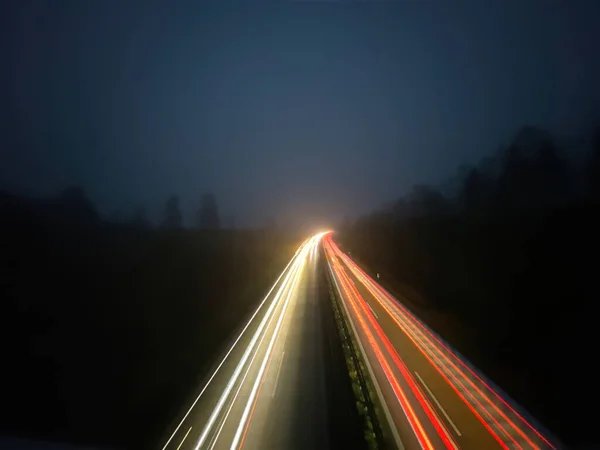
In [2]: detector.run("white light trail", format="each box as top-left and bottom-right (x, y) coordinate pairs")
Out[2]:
(194, 243), (311, 449)
(229, 244), (309, 450)
(161, 247), (300, 450)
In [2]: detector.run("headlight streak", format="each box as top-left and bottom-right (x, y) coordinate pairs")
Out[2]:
(194, 242), (311, 449)
(190, 234), (326, 450)
(207, 252), (307, 450)
(231, 246), (308, 450)
(161, 244), (301, 450)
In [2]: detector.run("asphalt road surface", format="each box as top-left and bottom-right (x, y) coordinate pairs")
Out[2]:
(160, 232), (349, 450)
(323, 234), (561, 450)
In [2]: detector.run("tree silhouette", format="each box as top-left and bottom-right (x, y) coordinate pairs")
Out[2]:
(56, 186), (98, 224)
(496, 142), (530, 210)
(108, 209), (126, 224)
(132, 206), (151, 229)
(407, 184), (449, 217)
(531, 138), (570, 206)
(196, 192), (220, 229)
(460, 167), (491, 216)
(265, 216), (277, 229)
(495, 126), (570, 211)
(587, 125), (600, 201)
(225, 214), (235, 229)
(162, 195), (182, 229)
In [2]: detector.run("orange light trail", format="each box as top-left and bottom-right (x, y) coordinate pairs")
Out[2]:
(329, 245), (515, 448)
(340, 253), (535, 449)
(367, 275), (556, 449)
(328, 235), (555, 450)
(238, 351), (271, 450)
(336, 265), (458, 450)
(332, 242), (527, 448)
(330, 259), (438, 450)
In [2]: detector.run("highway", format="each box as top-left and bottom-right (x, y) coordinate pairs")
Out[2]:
(160, 232), (335, 450)
(323, 234), (560, 450)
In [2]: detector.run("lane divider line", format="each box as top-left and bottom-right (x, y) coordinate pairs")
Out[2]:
(414, 371), (462, 437)
(176, 427), (192, 450)
(366, 301), (379, 319)
(272, 351), (286, 398)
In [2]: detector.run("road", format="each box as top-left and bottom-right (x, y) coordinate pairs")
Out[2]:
(160, 232), (343, 450)
(323, 234), (560, 450)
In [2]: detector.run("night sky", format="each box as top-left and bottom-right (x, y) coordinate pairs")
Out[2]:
(1, 1), (599, 228)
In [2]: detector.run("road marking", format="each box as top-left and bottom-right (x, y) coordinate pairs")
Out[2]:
(414, 371), (462, 437)
(176, 427), (192, 450)
(366, 301), (379, 319)
(271, 287), (294, 398)
(272, 351), (286, 397)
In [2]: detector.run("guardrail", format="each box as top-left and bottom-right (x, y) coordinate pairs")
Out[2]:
(325, 256), (403, 450)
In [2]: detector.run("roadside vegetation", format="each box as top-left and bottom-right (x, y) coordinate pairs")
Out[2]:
(326, 268), (389, 450)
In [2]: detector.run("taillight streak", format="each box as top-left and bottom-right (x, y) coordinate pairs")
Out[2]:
(335, 263), (457, 450)
(329, 259), (437, 450)
(330, 237), (554, 450)
(333, 245), (522, 448)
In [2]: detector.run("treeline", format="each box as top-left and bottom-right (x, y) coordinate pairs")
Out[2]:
(0, 186), (225, 231)
(0, 189), (296, 449)
(338, 125), (600, 447)
(162, 192), (221, 229)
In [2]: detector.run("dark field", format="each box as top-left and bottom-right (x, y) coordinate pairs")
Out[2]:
(1, 193), (299, 449)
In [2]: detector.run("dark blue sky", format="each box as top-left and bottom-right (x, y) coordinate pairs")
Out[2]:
(1, 1), (599, 227)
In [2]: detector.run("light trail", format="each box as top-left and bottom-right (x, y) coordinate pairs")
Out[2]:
(329, 249), (456, 450)
(233, 235), (324, 449)
(326, 235), (557, 450)
(329, 239), (521, 447)
(231, 249), (307, 450)
(337, 265), (458, 450)
(328, 241), (513, 448)
(161, 245), (301, 450)
(206, 264), (301, 450)
(185, 233), (325, 450)
(337, 250), (528, 448)
(354, 269), (517, 448)
(332, 262), (435, 449)
(326, 253), (406, 450)
(194, 241), (311, 449)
